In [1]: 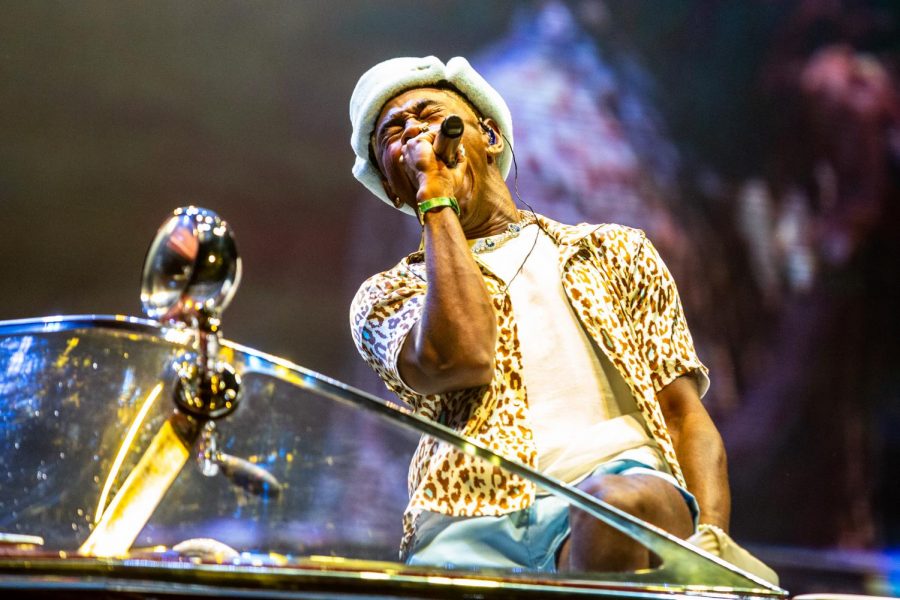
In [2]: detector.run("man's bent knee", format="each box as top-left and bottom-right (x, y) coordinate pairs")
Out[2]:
(576, 473), (694, 538)
(560, 472), (694, 572)
(579, 475), (652, 519)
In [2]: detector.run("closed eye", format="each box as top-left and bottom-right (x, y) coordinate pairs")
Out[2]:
(379, 125), (402, 144)
(376, 99), (444, 143)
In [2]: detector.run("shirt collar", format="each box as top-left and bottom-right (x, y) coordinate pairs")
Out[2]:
(404, 210), (604, 265)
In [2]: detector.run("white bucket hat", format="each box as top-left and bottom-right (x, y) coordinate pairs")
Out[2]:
(349, 56), (514, 215)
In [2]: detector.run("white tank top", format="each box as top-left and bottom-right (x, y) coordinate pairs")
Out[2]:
(473, 224), (668, 484)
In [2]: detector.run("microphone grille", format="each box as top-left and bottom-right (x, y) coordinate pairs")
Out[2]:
(441, 115), (464, 138)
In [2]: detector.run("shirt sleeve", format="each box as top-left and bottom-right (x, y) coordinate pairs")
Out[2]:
(349, 267), (426, 400)
(627, 231), (710, 397)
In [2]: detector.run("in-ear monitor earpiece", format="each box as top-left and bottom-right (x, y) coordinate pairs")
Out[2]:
(479, 121), (497, 145)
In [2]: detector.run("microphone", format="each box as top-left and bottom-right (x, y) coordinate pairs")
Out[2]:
(433, 115), (464, 167)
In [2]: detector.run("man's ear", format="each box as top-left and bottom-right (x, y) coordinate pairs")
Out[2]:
(481, 117), (504, 158)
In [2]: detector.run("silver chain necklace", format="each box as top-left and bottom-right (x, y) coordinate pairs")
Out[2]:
(470, 213), (536, 254)
(470, 212), (541, 295)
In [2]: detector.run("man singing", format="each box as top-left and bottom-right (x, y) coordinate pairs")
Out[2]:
(348, 56), (766, 578)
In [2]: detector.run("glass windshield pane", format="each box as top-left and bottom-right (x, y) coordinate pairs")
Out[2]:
(0, 318), (778, 596)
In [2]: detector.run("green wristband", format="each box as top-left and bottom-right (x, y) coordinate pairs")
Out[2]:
(417, 196), (460, 224)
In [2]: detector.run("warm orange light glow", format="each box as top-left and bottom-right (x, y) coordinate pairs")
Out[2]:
(94, 382), (163, 524)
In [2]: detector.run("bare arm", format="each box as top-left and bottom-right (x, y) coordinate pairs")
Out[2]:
(396, 150), (497, 395)
(657, 375), (731, 532)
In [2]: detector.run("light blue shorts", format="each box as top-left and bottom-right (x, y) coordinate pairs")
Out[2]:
(405, 459), (700, 573)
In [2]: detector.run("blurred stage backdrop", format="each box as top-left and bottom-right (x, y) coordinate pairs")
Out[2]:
(2, 0), (899, 593)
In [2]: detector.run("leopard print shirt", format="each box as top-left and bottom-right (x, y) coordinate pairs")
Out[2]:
(349, 213), (709, 554)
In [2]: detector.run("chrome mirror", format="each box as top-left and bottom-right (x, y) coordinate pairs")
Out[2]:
(140, 206), (241, 328)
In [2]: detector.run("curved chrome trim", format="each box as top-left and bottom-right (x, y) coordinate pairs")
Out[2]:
(0, 315), (786, 595)
(0, 314), (171, 338)
(0, 314), (193, 346)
